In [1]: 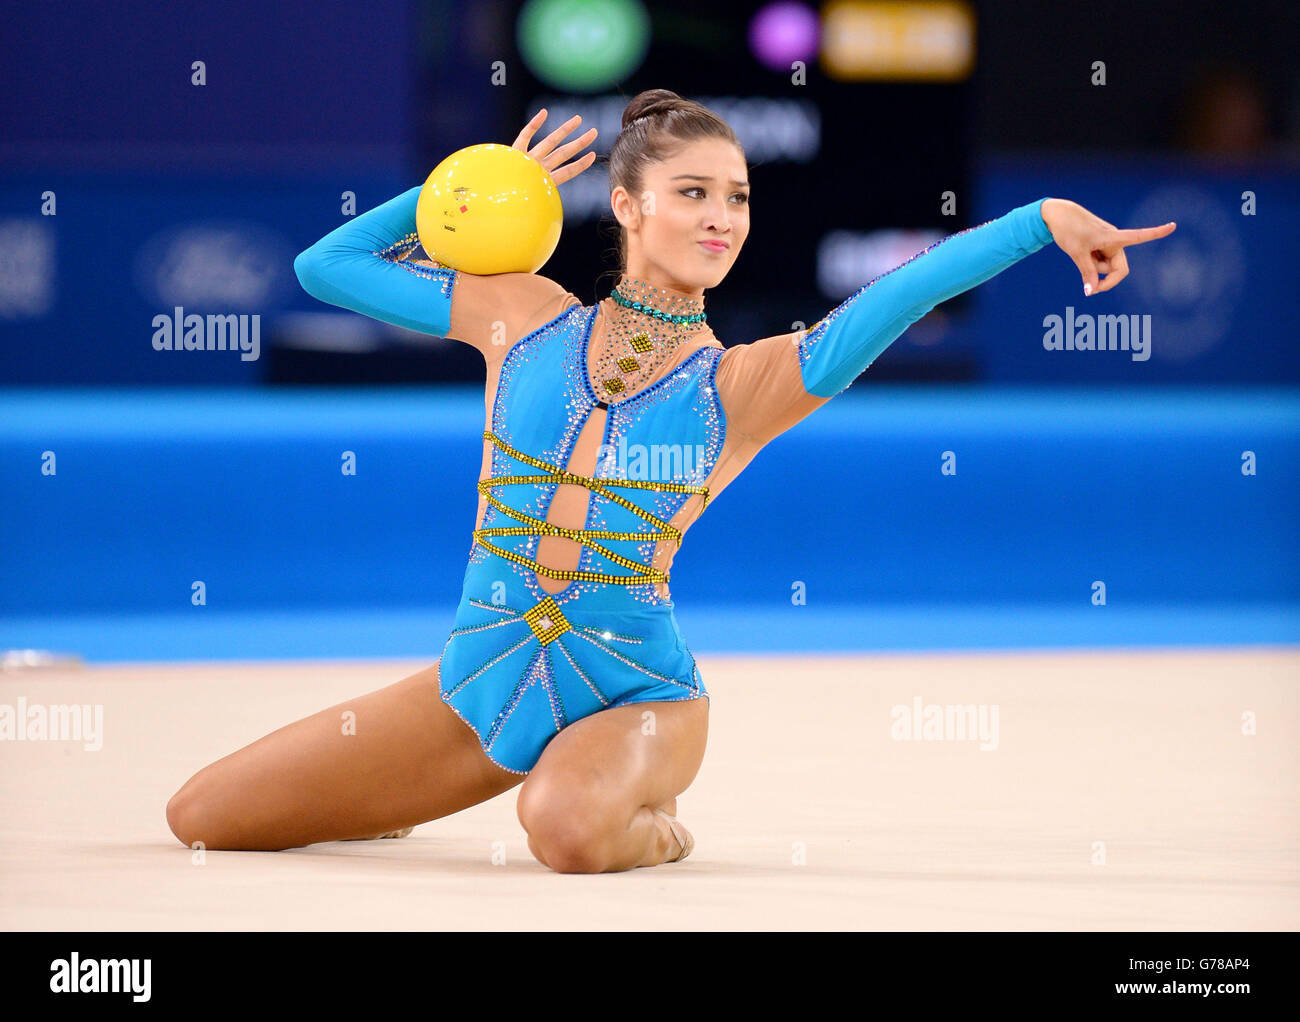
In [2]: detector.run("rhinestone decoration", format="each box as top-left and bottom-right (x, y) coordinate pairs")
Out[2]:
(483, 304), (596, 593)
(485, 649), (555, 748)
(589, 277), (708, 405)
(375, 232), (420, 262)
(475, 289), (727, 608)
(588, 347), (727, 604)
(609, 281), (707, 325)
(523, 596), (570, 645)
(443, 633), (534, 699)
(798, 220), (994, 384)
(374, 231), (455, 298)
(550, 637), (612, 706)
(570, 627), (694, 690)
(537, 649), (568, 731)
(473, 428), (709, 587)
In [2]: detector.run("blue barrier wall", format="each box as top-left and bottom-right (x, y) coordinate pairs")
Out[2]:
(3, 387), (1296, 660)
(0, 172), (410, 384)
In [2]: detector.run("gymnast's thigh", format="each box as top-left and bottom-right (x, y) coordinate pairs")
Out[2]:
(517, 695), (710, 817)
(166, 659), (523, 850)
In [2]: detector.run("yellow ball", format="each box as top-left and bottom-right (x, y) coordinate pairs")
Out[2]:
(415, 143), (563, 275)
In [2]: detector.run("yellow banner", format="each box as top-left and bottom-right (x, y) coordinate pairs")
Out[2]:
(821, 0), (976, 81)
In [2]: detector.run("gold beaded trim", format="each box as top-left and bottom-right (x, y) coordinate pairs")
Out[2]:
(523, 596), (570, 645)
(616, 356), (640, 373)
(629, 332), (653, 353)
(473, 430), (710, 586)
(602, 378), (626, 395)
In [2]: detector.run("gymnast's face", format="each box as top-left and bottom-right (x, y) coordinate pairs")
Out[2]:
(612, 138), (750, 295)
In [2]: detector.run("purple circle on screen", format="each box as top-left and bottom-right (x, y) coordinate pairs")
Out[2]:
(748, 2), (820, 71)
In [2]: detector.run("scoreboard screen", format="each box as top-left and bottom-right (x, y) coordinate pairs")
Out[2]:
(486, 0), (976, 374)
(0, 0), (978, 385)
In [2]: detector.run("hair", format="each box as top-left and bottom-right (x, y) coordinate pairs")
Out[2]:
(597, 89), (745, 290)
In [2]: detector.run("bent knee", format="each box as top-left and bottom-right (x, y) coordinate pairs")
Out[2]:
(165, 772), (252, 850)
(165, 782), (206, 848)
(517, 780), (621, 874)
(526, 820), (617, 874)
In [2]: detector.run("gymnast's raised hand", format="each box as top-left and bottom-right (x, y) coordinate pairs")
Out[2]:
(400, 109), (598, 271)
(1040, 197), (1176, 297)
(511, 108), (599, 184)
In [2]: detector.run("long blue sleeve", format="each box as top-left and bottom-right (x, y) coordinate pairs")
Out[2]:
(293, 186), (456, 336)
(797, 198), (1054, 396)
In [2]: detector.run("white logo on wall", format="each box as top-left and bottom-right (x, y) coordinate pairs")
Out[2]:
(0, 218), (55, 319)
(1129, 186), (1244, 363)
(816, 229), (944, 300)
(134, 221), (292, 310)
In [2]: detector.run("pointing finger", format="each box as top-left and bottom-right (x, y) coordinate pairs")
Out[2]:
(1112, 222), (1177, 247)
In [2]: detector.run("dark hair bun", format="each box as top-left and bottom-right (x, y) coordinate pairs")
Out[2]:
(621, 89), (687, 130)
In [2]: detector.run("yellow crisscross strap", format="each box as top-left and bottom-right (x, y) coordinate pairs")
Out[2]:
(473, 430), (710, 585)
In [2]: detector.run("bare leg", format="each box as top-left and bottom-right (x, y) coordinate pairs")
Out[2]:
(516, 697), (709, 873)
(165, 660), (521, 850)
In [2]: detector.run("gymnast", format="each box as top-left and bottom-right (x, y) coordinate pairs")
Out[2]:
(165, 89), (1175, 873)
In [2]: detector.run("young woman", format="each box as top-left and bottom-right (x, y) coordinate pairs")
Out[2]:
(165, 89), (1175, 873)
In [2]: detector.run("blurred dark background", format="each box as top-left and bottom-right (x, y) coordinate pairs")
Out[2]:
(1, 0), (1296, 386)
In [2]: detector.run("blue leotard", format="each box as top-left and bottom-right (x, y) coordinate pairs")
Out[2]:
(295, 185), (1053, 772)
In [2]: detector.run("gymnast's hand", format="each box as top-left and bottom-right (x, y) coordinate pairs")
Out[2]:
(1041, 198), (1177, 297)
(512, 109), (599, 185)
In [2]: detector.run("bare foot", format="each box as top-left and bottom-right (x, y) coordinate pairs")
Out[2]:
(649, 802), (693, 863)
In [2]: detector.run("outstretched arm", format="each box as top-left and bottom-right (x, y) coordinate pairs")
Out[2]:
(716, 198), (1176, 444)
(797, 198), (1055, 398)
